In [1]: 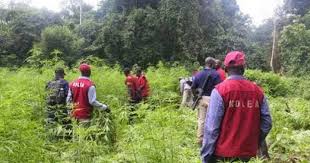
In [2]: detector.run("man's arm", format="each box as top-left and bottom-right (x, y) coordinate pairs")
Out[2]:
(88, 86), (108, 111)
(201, 89), (224, 163)
(191, 73), (201, 90)
(64, 81), (69, 98)
(259, 96), (272, 142)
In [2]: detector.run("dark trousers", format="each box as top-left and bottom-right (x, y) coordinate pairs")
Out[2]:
(258, 139), (270, 159)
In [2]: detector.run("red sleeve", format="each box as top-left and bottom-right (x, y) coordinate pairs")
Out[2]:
(217, 69), (226, 81)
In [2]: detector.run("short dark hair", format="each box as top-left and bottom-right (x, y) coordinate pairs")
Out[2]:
(205, 57), (216, 68)
(124, 68), (131, 74)
(136, 67), (142, 74)
(216, 60), (222, 66)
(225, 65), (245, 75)
(81, 70), (91, 77)
(55, 67), (65, 75)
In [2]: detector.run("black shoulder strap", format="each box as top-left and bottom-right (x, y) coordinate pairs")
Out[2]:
(201, 73), (211, 91)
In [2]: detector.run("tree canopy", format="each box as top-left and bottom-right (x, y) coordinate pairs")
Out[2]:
(0, 0), (310, 75)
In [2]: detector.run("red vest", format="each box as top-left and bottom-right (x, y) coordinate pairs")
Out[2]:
(125, 75), (139, 99)
(69, 78), (94, 120)
(217, 68), (226, 82)
(138, 75), (150, 97)
(215, 79), (264, 158)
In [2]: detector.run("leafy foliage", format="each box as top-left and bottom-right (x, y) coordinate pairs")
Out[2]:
(245, 70), (290, 97)
(279, 23), (310, 75)
(0, 65), (309, 162)
(0, 6), (63, 66)
(40, 25), (84, 65)
(0, 0), (250, 68)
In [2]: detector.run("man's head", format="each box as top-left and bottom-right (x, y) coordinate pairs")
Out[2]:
(136, 67), (142, 77)
(205, 57), (216, 69)
(224, 51), (246, 76)
(124, 68), (131, 76)
(215, 59), (222, 70)
(55, 67), (65, 79)
(79, 64), (91, 77)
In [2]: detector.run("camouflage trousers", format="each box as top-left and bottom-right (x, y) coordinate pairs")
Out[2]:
(46, 105), (72, 139)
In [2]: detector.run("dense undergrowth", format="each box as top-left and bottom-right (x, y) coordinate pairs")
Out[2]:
(0, 64), (309, 163)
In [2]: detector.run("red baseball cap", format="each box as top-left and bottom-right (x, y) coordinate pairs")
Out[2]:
(79, 64), (91, 72)
(224, 51), (246, 67)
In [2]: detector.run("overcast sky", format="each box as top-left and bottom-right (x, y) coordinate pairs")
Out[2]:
(237, 0), (284, 25)
(2, 0), (283, 25)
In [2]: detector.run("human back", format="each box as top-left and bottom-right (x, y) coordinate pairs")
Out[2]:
(67, 63), (110, 122)
(46, 78), (68, 105)
(124, 68), (141, 103)
(201, 51), (272, 163)
(191, 57), (221, 146)
(215, 78), (264, 157)
(136, 68), (150, 99)
(45, 68), (71, 139)
(193, 68), (220, 96)
(69, 77), (94, 119)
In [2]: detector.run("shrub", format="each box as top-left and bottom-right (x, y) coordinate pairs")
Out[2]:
(0, 65), (309, 162)
(245, 70), (291, 97)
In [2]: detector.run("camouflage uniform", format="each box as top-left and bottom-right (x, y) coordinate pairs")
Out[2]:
(46, 78), (71, 139)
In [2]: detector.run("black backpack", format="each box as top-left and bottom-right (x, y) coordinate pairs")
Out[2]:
(46, 79), (67, 105)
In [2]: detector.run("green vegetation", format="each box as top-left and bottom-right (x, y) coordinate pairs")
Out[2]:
(0, 64), (309, 162)
(0, 0), (258, 68)
(1, 0), (310, 74)
(1, 0), (310, 162)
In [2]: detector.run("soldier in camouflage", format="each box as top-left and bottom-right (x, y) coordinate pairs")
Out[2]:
(45, 68), (71, 139)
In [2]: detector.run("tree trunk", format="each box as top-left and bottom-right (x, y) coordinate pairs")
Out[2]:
(270, 18), (281, 73)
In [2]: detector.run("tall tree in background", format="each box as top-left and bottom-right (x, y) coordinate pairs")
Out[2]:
(279, 23), (310, 75)
(158, 0), (202, 62)
(199, 0), (250, 61)
(0, 0), (261, 69)
(271, 14), (281, 73)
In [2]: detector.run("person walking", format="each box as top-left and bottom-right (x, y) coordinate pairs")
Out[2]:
(67, 64), (110, 125)
(215, 59), (226, 82)
(46, 68), (71, 138)
(201, 51), (272, 163)
(136, 67), (150, 100)
(191, 57), (221, 146)
(180, 70), (197, 107)
(124, 68), (141, 103)
(180, 77), (194, 107)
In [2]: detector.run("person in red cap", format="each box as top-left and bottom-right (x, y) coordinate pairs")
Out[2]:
(201, 51), (272, 163)
(215, 59), (226, 82)
(67, 64), (110, 124)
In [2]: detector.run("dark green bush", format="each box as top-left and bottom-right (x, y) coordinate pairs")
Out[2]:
(245, 70), (291, 97)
